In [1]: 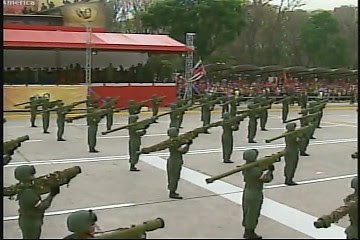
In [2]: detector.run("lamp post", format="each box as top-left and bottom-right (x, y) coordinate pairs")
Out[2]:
(85, 21), (93, 95)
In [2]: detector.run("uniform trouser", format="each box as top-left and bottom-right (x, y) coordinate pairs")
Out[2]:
(242, 189), (263, 230)
(230, 109), (236, 118)
(222, 135), (233, 161)
(42, 113), (50, 132)
(310, 124), (316, 138)
(317, 112), (323, 128)
(19, 216), (43, 239)
(282, 106), (289, 122)
(106, 112), (113, 130)
(260, 111), (268, 129)
(167, 158), (182, 192)
(152, 107), (158, 117)
(284, 149), (299, 180)
(299, 136), (310, 153)
(57, 119), (65, 139)
(248, 120), (257, 141)
(170, 119), (179, 129)
(178, 113), (184, 127)
(30, 108), (37, 126)
(129, 140), (140, 165)
(202, 114), (210, 127)
(345, 225), (358, 239)
(301, 103), (307, 109)
(222, 105), (229, 115)
(88, 125), (98, 151)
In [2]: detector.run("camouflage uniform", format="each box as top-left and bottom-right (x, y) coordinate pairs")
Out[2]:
(242, 150), (274, 239)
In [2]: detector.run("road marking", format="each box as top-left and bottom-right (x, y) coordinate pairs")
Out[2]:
(4, 138), (357, 167)
(322, 121), (357, 127)
(3, 139), (43, 143)
(140, 155), (345, 239)
(100, 133), (167, 139)
(3, 203), (135, 221)
(3, 174), (356, 223)
(266, 125), (342, 130)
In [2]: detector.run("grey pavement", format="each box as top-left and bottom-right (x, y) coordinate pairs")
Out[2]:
(3, 106), (358, 239)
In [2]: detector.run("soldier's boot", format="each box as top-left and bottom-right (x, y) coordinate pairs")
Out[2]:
(57, 138), (66, 141)
(89, 148), (99, 153)
(130, 163), (140, 172)
(31, 123), (37, 127)
(300, 151), (309, 156)
(169, 191), (183, 199)
(261, 128), (268, 131)
(310, 136), (316, 139)
(285, 178), (298, 186)
(44, 131), (50, 134)
(248, 139), (257, 143)
(243, 229), (262, 239)
(223, 158), (234, 163)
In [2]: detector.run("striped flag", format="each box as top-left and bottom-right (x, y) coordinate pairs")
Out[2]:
(189, 59), (207, 81)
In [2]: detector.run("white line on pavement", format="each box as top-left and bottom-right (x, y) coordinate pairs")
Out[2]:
(100, 133), (167, 139)
(3, 203), (135, 221)
(5, 138), (356, 167)
(140, 155), (346, 239)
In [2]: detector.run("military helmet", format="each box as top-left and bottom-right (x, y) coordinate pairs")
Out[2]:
(167, 127), (178, 137)
(222, 112), (231, 120)
(243, 149), (259, 162)
(351, 176), (358, 190)
(129, 115), (138, 124)
(286, 123), (296, 131)
(15, 165), (36, 182)
(67, 210), (97, 233)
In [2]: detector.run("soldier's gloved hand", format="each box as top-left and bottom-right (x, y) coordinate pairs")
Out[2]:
(50, 186), (60, 196)
(268, 164), (275, 172)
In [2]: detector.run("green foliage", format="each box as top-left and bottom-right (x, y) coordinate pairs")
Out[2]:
(299, 11), (349, 68)
(141, 0), (246, 59)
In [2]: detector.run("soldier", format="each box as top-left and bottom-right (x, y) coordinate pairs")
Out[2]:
(242, 149), (274, 239)
(201, 97), (214, 134)
(105, 97), (115, 131)
(284, 123), (301, 185)
(41, 96), (51, 134)
(299, 91), (308, 109)
(128, 99), (141, 115)
(88, 108), (103, 153)
(222, 113), (239, 163)
(280, 96), (290, 123)
(128, 115), (146, 171)
(64, 210), (98, 239)
(176, 98), (187, 129)
(229, 97), (238, 118)
(222, 95), (230, 115)
(345, 176), (358, 239)
(169, 103), (181, 129)
(56, 102), (70, 141)
(29, 95), (41, 127)
(151, 95), (161, 122)
(307, 102), (320, 138)
(299, 113), (317, 156)
(247, 104), (258, 143)
(167, 127), (192, 199)
(256, 97), (271, 131)
(15, 165), (60, 239)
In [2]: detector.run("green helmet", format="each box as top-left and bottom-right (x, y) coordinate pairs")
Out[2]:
(222, 112), (231, 120)
(67, 210), (97, 233)
(129, 115), (138, 124)
(15, 165), (36, 182)
(286, 123), (296, 131)
(351, 176), (358, 190)
(243, 149), (258, 162)
(167, 127), (178, 137)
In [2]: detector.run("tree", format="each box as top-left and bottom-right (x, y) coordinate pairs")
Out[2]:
(299, 11), (350, 68)
(140, 0), (246, 59)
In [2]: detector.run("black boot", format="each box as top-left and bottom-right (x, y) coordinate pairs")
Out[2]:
(57, 138), (66, 141)
(31, 124), (37, 127)
(89, 149), (99, 153)
(248, 140), (257, 143)
(169, 191), (182, 199)
(285, 179), (298, 186)
(43, 131), (50, 134)
(261, 128), (268, 131)
(130, 164), (140, 172)
(243, 229), (262, 239)
(223, 160), (234, 163)
(300, 152), (309, 156)
(310, 136), (316, 139)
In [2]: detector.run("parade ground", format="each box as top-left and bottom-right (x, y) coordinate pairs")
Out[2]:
(3, 105), (358, 239)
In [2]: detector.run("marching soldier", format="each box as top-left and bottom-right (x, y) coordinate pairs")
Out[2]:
(41, 95), (51, 134)
(229, 97), (238, 118)
(128, 115), (146, 171)
(29, 95), (41, 127)
(200, 96), (214, 134)
(15, 165), (60, 239)
(128, 99), (141, 115)
(64, 210), (98, 239)
(247, 104), (259, 143)
(169, 103), (181, 129)
(299, 91), (308, 109)
(277, 96), (290, 123)
(256, 97), (272, 131)
(284, 123), (301, 185)
(222, 95), (230, 115)
(86, 95), (96, 126)
(105, 97), (115, 131)
(88, 108), (103, 153)
(298, 113), (317, 156)
(222, 113), (239, 163)
(151, 95), (161, 122)
(176, 98), (187, 129)
(56, 102), (69, 141)
(242, 149), (274, 239)
(167, 127), (192, 199)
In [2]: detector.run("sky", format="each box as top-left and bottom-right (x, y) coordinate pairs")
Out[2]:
(270, 0), (358, 10)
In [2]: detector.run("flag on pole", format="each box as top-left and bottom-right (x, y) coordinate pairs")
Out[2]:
(189, 59), (207, 81)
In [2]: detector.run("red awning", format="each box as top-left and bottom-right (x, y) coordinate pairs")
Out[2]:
(3, 29), (191, 53)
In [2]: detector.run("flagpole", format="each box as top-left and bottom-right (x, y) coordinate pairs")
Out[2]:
(184, 33), (195, 102)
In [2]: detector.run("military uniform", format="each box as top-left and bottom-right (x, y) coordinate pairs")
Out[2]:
(56, 104), (71, 141)
(230, 98), (237, 118)
(15, 165), (59, 239)
(29, 96), (41, 127)
(88, 111), (102, 153)
(281, 97), (290, 123)
(105, 99), (115, 131)
(242, 150), (274, 239)
(247, 105), (258, 143)
(299, 92), (308, 109)
(128, 100), (141, 115)
(41, 99), (51, 134)
(284, 123), (301, 185)
(222, 96), (230, 115)
(201, 98), (214, 133)
(298, 114), (315, 156)
(345, 177), (358, 239)
(176, 99), (187, 129)
(128, 115), (146, 171)
(222, 113), (239, 163)
(167, 127), (192, 199)
(151, 95), (162, 121)
(169, 104), (181, 129)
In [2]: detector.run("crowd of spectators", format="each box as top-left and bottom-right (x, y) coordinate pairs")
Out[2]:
(3, 63), (175, 85)
(21, 0), (89, 14)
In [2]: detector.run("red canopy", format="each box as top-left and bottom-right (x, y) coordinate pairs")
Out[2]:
(4, 28), (191, 53)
